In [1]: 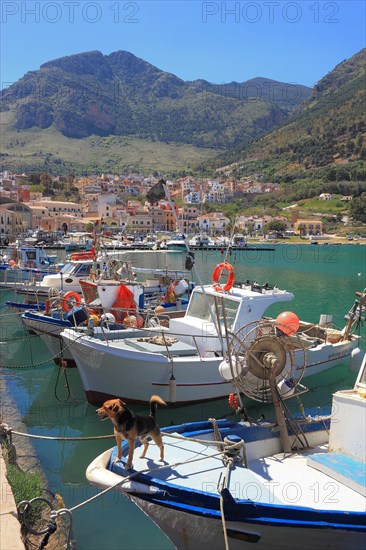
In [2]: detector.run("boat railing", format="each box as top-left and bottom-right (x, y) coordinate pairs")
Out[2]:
(0, 263), (60, 284)
(86, 306), (226, 359)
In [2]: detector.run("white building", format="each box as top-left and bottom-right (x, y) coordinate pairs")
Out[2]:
(319, 193), (333, 201)
(184, 192), (201, 205)
(98, 194), (117, 218)
(197, 212), (230, 234)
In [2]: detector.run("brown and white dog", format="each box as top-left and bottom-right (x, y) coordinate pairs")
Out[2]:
(96, 395), (167, 469)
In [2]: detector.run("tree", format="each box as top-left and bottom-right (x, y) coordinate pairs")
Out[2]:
(265, 221), (287, 233)
(349, 193), (366, 223)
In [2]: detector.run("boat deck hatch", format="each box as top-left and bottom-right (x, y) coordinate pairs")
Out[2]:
(308, 452), (366, 496)
(124, 338), (198, 357)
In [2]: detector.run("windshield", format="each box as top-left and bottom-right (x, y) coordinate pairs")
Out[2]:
(59, 262), (95, 276)
(187, 290), (240, 329)
(59, 263), (76, 274)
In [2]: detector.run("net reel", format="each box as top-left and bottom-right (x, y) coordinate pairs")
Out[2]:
(225, 319), (308, 404)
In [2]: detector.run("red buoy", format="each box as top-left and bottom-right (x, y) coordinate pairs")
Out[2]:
(275, 311), (300, 335)
(228, 393), (239, 410)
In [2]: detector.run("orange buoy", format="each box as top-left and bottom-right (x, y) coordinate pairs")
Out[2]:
(275, 311), (300, 336)
(212, 262), (235, 292)
(89, 313), (100, 326)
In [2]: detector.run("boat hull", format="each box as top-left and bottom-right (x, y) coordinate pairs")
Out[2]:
(61, 330), (231, 405)
(128, 495), (365, 550)
(21, 312), (75, 366)
(62, 328), (360, 405)
(86, 418), (364, 550)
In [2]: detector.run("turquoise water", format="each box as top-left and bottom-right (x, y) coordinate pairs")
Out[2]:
(0, 244), (365, 549)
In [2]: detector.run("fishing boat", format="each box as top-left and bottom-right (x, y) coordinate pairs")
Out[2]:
(0, 253), (98, 298)
(21, 268), (193, 367)
(188, 233), (215, 247)
(0, 245), (62, 282)
(166, 234), (187, 250)
(60, 262), (365, 405)
(86, 352), (366, 550)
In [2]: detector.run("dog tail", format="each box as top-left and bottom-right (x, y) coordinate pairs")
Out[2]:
(150, 395), (167, 417)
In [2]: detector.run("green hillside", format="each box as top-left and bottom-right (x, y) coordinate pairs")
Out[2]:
(0, 50), (310, 174)
(215, 49), (366, 194)
(0, 110), (222, 174)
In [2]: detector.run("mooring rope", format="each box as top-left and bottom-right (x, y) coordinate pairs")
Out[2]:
(3, 424), (247, 448)
(1, 425), (115, 441)
(4, 418), (246, 550)
(17, 446), (229, 549)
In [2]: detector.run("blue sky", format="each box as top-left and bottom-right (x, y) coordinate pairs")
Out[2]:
(1, 1), (365, 88)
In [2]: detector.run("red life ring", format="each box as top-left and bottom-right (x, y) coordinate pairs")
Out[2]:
(25, 260), (37, 269)
(62, 291), (82, 313)
(212, 262), (235, 292)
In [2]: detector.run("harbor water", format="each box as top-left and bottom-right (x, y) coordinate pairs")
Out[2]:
(0, 244), (365, 549)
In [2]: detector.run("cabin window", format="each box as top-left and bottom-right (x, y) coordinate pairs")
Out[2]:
(60, 264), (73, 274)
(75, 264), (92, 276)
(25, 251), (37, 260)
(187, 291), (240, 329)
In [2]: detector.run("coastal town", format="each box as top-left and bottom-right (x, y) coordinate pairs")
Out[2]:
(1, 169), (359, 242)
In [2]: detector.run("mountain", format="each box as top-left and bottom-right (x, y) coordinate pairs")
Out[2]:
(217, 49), (366, 188)
(0, 50), (310, 173)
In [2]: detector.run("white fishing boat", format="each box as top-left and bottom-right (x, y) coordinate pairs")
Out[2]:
(60, 263), (365, 405)
(188, 233), (215, 247)
(21, 268), (193, 367)
(166, 234), (187, 250)
(231, 233), (247, 246)
(86, 338), (366, 550)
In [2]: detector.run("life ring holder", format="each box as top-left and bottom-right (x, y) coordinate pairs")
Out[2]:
(62, 291), (82, 313)
(212, 262), (235, 292)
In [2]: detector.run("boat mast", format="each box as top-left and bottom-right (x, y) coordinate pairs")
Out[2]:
(161, 181), (224, 350)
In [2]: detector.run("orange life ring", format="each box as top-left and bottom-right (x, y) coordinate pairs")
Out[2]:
(212, 262), (235, 292)
(62, 291), (82, 313)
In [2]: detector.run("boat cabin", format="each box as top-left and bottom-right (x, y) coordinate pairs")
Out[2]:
(40, 259), (97, 293)
(169, 284), (294, 354)
(4, 246), (59, 269)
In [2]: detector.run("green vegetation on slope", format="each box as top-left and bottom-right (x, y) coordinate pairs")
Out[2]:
(212, 49), (366, 188)
(0, 111), (222, 174)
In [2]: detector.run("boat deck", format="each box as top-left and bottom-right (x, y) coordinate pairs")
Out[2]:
(110, 434), (366, 513)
